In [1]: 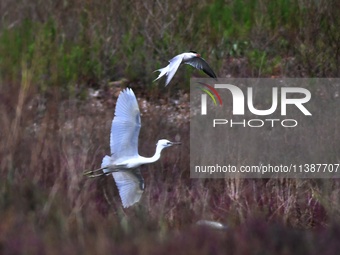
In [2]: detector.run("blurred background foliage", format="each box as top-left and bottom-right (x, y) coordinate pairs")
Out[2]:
(1, 0), (340, 94)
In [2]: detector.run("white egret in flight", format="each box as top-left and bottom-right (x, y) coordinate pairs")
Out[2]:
(84, 88), (180, 208)
(154, 51), (217, 86)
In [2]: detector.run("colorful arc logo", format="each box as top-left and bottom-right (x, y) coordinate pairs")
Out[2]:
(197, 82), (222, 106)
(197, 82), (222, 115)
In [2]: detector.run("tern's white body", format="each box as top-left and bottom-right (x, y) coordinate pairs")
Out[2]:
(154, 52), (217, 86)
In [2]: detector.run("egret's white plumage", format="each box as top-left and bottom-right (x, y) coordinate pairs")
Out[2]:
(154, 52), (217, 86)
(84, 88), (180, 208)
(102, 156), (144, 208)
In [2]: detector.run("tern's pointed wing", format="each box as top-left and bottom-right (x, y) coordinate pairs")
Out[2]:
(110, 88), (141, 159)
(112, 169), (144, 208)
(165, 54), (184, 86)
(185, 57), (217, 78)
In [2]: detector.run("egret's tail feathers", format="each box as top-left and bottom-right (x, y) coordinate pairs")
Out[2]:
(83, 157), (129, 178)
(101, 155), (111, 174)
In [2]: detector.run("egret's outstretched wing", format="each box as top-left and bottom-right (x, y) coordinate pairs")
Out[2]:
(185, 57), (217, 78)
(110, 89), (141, 159)
(112, 169), (144, 208)
(165, 54), (184, 86)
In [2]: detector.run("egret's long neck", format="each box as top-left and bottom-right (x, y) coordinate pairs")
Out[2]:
(140, 144), (164, 165)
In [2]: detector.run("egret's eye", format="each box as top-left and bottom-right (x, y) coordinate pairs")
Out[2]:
(167, 142), (172, 145)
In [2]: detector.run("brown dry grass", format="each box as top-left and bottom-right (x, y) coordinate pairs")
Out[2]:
(1, 78), (340, 254)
